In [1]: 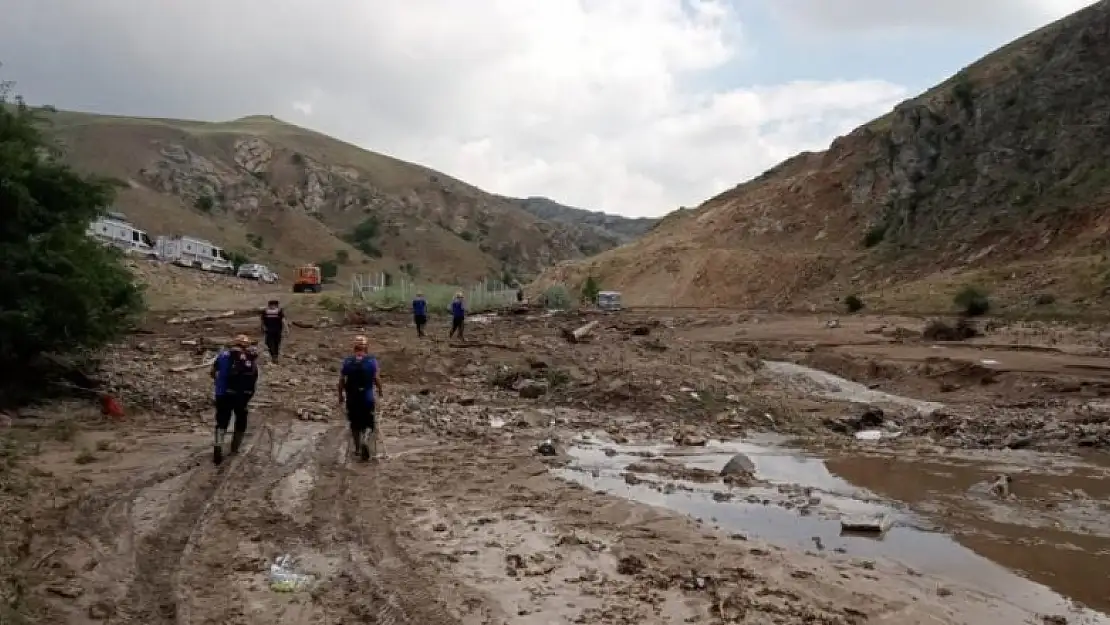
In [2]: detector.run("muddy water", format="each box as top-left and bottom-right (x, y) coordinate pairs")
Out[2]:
(828, 450), (1110, 614)
(554, 436), (1110, 622)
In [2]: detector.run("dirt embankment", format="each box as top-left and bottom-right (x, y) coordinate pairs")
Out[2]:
(2, 304), (1110, 624)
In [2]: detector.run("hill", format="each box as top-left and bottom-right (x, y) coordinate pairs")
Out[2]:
(536, 1), (1110, 316)
(39, 109), (621, 286)
(510, 196), (658, 250)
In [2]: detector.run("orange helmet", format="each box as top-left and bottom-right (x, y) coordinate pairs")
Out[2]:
(233, 334), (250, 347)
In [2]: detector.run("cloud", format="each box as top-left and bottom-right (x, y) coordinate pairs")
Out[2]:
(0, 0), (912, 217)
(772, 0), (1097, 34)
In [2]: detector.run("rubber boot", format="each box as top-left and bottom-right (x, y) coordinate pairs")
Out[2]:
(230, 431), (245, 455)
(213, 429), (227, 465)
(358, 429), (371, 462)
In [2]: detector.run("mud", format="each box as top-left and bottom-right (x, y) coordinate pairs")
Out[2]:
(557, 435), (1110, 621)
(5, 300), (1110, 623)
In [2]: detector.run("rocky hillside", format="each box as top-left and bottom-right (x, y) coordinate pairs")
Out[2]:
(43, 110), (611, 284)
(537, 1), (1110, 315)
(510, 196), (658, 250)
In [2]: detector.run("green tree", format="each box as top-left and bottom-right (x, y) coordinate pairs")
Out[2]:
(581, 276), (601, 304)
(228, 251), (251, 271)
(318, 259), (339, 281)
(0, 80), (144, 380)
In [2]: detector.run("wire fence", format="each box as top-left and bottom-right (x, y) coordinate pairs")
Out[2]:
(350, 273), (519, 313)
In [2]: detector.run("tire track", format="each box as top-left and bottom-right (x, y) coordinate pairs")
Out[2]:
(306, 426), (465, 625)
(122, 423), (274, 624)
(173, 418), (328, 624)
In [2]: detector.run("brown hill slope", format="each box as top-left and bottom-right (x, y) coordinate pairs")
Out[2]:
(42, 110), (618, 284)
(537, 1), (1110, 316)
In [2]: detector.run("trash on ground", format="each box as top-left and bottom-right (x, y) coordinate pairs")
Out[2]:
(268, 554), (315, 592)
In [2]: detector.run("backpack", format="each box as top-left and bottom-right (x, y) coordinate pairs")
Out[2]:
(226, 348), (258, 393)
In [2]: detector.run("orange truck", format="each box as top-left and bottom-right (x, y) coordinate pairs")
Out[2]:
(292, 265), (323, 293)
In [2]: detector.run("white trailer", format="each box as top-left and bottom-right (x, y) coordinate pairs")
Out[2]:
(85, 211), (157, 258)
(155, 235), (234, 273)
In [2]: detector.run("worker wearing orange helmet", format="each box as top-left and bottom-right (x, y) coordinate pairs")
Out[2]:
(210, 334), (260, 465)
(338, 335), (382, 461)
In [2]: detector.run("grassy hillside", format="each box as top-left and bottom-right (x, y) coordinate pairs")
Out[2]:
(537, 0), (1110, 318)
(39, 109), (620, 285)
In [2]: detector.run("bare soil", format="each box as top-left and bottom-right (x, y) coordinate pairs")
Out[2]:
(4, 281), (1110, 624)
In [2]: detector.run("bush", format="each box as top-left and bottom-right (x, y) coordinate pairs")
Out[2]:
(0, 81), (144, 395)
(194, 195), (215, 212)
(581, 276), (601, 304)
(318, 259), (339, 281)
(923, 317), (979, 341)
(843, 294), (864, 313)
(543, 285), (573, 309)
(228, 251), (250, 271)
(862, 224), (885, 248)
(335, 249), (350, 264)
(953, 286), (990, 317)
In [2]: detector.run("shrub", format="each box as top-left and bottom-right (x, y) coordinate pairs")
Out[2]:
(0, 81), (145, 395)
(953, 286), (990, 317)
(923, 317), (979, 341)
(862, 224), (886, 248)
(581, 276), (600, 304)
(544, 285), (573, 309)
(335, 249), (350, 264)
(318, 259), (339, 281)
(843, 294), (864, 313)
(194, 195), (215, 212)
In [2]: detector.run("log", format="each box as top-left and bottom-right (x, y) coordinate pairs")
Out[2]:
(170, 358), (216, 373)
(562, 320), (599, 344)
(167, 310), (236, 325)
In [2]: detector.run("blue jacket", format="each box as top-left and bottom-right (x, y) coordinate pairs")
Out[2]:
(451, 300), (465, 319)
(341, 355), (379, 405)
(412, 298), (427, 316)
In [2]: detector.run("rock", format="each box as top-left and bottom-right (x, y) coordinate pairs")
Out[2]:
(672, 429), (707, 446)
(720, 453), (756, 476)
(616, 554), (646, 575)
(518, 380), (548, 399)
(535, 440), (557, 456)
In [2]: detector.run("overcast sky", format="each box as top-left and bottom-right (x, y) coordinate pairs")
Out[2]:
(0, 0), (1097, 217)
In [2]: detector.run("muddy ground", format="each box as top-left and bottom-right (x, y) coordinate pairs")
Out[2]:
(3, 294), (1110, 624)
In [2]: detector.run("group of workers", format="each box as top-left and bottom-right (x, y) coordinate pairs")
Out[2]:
(207, 292), (470, 465)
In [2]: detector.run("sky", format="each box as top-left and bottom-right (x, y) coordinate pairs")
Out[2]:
(0, 0), (1098, 218)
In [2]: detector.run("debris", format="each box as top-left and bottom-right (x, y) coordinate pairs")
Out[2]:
(840, 514), (892, 534)
(268, 554), (315, 592)
(167, 310), (237, 324)
(562, 320), (600, 344)
(536, 440), (557, 456)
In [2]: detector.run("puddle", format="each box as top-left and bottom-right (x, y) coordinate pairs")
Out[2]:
(763, 360), (943, 415)
(554, 435), (1110, 622)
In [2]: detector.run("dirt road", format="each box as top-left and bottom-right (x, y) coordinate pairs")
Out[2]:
(4, 282), (1110, 624)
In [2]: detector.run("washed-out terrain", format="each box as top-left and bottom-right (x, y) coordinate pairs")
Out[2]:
(4, 269), (1110, 624)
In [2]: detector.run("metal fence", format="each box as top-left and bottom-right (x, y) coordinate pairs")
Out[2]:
(350, 273), (518, 313)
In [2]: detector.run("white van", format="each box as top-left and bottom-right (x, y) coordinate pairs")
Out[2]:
(86, 211), (157, 258)
(236, 263), (277, 283)
(155, 235), (234, 273)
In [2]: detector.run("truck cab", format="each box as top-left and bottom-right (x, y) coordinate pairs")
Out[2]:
(292, 265), (322, 293)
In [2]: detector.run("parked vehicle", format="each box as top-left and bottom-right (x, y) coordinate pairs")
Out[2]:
(596, 291), (622, 311)
(292, 265), (322, 293)
(154, 235), (234, 273)
(86, 211), (157, 258)
(237, 263), (278, 283)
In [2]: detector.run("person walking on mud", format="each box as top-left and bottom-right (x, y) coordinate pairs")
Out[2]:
(448, 291), (466, 341)
(210, 334), (260, 465)
(412, 292), (428, 338)
(338, 335), (382, 461)
(260, 299), (289, 362)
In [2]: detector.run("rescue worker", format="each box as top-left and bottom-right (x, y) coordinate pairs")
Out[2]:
(260, 299), (289, 362)
(412, 292), (428, 338)
(338, 335), (382, 461)
(448, 291), (466, 340)
(210, 334), (259, 465)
